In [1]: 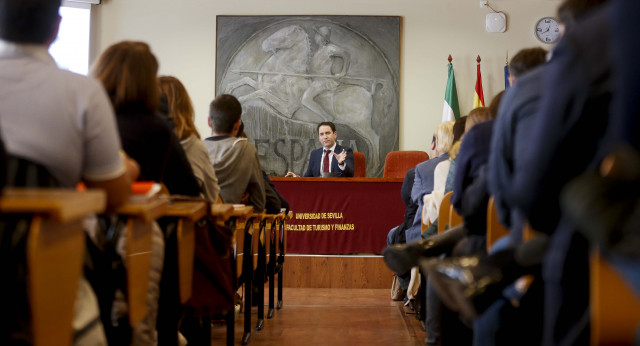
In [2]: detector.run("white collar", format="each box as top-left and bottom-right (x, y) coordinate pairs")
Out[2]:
(0, 39), (56, 65)
(324, 143), (337, 153)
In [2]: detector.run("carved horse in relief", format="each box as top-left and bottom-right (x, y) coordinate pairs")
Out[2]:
(225, 24), (381, 171)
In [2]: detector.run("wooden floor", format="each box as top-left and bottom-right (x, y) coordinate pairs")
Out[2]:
(211, 288), (425, 345)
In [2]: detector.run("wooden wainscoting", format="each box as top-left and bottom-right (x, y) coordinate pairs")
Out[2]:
(281, 254), (393, 289)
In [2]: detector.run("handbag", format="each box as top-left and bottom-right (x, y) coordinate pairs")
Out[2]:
(391, 274), (404, 301)
(184, 214), (235, 316)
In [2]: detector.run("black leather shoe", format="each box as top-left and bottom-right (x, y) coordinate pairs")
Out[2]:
(383, 225), (467, 274)
(421, 256), (503, 321)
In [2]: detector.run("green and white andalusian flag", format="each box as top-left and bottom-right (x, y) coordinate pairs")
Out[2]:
(442, 61), (460, 122)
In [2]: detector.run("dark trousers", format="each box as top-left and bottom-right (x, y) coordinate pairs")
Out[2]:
(542, 220), (590, 346)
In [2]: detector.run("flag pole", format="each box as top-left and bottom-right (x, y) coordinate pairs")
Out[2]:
(442, 54), (460, 121)
(473, 55), (485, 108)
(505, 51), (511, 89)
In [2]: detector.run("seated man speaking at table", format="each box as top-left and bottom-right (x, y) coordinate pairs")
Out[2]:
(286, 122), (355, 177)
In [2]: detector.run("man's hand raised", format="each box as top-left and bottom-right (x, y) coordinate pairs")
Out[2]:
(333, 149), (347, 165)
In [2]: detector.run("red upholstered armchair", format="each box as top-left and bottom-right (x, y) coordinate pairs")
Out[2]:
(382, 151), (429, 178)
(353, 152), (366, 177)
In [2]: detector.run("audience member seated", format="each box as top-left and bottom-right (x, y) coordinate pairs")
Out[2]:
(405, 121), (455, 243)
(488, 47), (547, 246)
(92, 40), (199, 345)
(92, 41), (200, 198)
(423, 114), (467, 345)
(0, 0), (138, 343)
(385, 167), (418, 301)
(159, 75), (220, 203)
(464, 46), (548, 346)
(421, 116), (467, 238)
(237, 122), (289, 213)
(447, 96), (503, 258)
(564, 0), (640, 299)
(507, 2), (612, 343)
(204, 94), (266, 212)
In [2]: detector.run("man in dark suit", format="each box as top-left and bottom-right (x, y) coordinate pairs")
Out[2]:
(510, 2), (612, 344)
(286, 121), (355, 177)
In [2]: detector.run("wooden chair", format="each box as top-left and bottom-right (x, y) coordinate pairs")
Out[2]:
(449, 203), (463, 230)
(421, 216), (431, 234)
(208, 203), (235, 346)
(196, 203), (237, 346)
(115, 196), (169, 327)
(267, 210), (292, 318)
(486, 196), (509, 253)
(437, 191), (454, 234)
(353, 151), (367, 177)
(383, 151), (429, 178)
(156, 199), (208, 345)
(162, 200), (208, 302)
(0, 188), (106, 346)
(253, 211), (290, 327)
(590, 249), (640, 345)
(228, 205), (265, 344)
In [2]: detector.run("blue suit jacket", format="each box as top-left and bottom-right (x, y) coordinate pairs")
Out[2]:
(511, 6), (613, 235)
(303, 145), (354, 177)
(488, 65), (546, 231)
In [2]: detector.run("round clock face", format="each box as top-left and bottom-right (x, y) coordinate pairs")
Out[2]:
(535, 17), (561, 44)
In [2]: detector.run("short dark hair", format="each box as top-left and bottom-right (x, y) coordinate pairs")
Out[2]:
(317, 121), (336, 134)
(557, 0), (608, 28)
(209, 94), (242, 134)
(0, 0), (61, 44)
(509, 47), (547, 79)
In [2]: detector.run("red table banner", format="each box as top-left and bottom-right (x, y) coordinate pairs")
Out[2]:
(271, 177), (405, 255)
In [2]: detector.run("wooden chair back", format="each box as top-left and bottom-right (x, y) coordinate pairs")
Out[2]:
(449, 204), (463, 229)
(163, 200), (208, 303)
(437, 191), (453, 234)
(116, 197), (169, 326)
(383, 151), (429, 178)
(590, 249), (640, 345)
(0, 188), (106, 346)
(486, 196), (509, 252)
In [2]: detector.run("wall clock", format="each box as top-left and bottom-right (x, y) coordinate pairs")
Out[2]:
(535, 17), (560, 44)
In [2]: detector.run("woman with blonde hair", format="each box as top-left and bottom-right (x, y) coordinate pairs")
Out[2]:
(159, 75), (220, 203)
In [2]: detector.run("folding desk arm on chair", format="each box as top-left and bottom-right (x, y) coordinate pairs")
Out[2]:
(0, 188), (106, 346)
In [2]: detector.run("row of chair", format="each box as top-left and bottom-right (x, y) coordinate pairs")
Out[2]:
(229, 206), (291, 344)
(0, 187), (292, 346)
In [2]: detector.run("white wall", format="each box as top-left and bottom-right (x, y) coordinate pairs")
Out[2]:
(92, 0), (560, 152)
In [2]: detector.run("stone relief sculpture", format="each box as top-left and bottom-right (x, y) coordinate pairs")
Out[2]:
(217, 16), (399, 177)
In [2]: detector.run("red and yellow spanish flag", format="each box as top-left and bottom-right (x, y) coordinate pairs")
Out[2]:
(472, 55), (485, 109)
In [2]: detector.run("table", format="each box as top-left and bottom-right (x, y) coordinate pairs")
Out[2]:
(271, 177), (405, 255)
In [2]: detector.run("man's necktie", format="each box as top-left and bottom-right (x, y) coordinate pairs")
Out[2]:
(323, 149), (331, 173)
